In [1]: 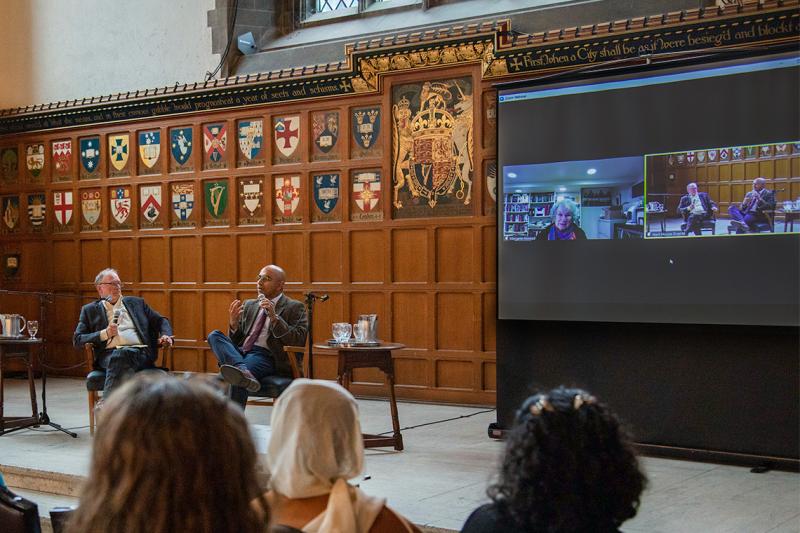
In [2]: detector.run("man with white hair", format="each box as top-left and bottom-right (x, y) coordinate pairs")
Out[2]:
(74, 268), (173, 395)
(729, 177), (776, 233)
(677, 182), (718, 236)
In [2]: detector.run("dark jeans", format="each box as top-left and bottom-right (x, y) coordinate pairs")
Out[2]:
(729, 205), (765, 232)
(207, 330), (276, 408)
(99, 346), (150, 396)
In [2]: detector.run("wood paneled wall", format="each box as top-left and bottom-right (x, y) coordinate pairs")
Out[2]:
(0, 65), (497, 405)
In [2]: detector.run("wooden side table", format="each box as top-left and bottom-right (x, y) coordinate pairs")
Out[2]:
(315, 342), (405, 451)
(0, 338), (41, 436)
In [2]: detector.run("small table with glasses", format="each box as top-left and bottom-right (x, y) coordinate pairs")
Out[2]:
(0, 338), (42, 436)
(314, 341), (405, 451)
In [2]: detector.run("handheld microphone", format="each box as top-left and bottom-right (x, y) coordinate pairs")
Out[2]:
(112, 309), (121, 325)
(319, 294), (329, 302)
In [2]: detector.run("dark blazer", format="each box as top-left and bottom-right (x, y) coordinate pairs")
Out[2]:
(229, 294), (308, 377)
(741, 188), (776, 216)
(677, 192), (716, 219)
(73, 296), (173, 365)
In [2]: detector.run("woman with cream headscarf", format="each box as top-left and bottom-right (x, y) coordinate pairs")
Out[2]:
(265, 379), (419, 533)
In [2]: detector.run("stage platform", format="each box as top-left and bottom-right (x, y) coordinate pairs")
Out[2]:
(0, 377), (798, 532)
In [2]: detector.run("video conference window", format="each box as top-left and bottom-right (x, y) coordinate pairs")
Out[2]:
(497, 52), (800, 326)
(645, 142), (800, 238)
(503, 157), (644, 241)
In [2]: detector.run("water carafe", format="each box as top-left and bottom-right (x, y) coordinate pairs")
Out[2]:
(357, 314), (378, 343)
(0, 314), (26, 337)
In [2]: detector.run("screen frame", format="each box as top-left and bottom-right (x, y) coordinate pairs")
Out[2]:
(494, 45), (800, 327)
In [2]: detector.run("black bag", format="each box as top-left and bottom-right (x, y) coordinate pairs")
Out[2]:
(0, 485), (41, 533)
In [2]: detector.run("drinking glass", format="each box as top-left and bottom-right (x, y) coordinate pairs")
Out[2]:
(27, 320), (39, 339)
(353, 322), (367, 343)
(332, 322), (352, 344)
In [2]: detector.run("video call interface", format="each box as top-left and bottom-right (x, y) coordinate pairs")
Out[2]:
(497, 53), (800, 326)
(503, 142), (800, 242)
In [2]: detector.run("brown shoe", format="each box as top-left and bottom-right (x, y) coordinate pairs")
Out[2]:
(220, 364), (261, 393)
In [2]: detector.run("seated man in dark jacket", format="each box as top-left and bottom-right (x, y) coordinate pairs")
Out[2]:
(677, 182), (717, 236)
(728, 177), (776, 233)
(74, 268), (173, 396)
(207, 264), (308, 409)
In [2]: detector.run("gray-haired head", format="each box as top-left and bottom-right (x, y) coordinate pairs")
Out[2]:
(94, 268), (120, 286)
(552, 198), (579, 220)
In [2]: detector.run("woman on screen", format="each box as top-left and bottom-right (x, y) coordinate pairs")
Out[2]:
(461, 387), (646, 533)
(536, 198), (587, 240)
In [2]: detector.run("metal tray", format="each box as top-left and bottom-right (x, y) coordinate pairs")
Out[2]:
(326, 339), (380, 347)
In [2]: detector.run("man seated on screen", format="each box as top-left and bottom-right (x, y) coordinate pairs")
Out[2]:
(73, 268), (174, 397)
(677, 182), (718, 236)
(535, 198), (587, 240)
(207, 264), (308, 409)
(728, 177), (776, 233)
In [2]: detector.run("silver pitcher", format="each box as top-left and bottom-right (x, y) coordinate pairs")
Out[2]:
(357, 314), (378, 343)
(1, 314), (26, 337)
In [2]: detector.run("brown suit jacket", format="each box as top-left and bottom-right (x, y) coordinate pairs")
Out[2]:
(229, 294), (308, 377)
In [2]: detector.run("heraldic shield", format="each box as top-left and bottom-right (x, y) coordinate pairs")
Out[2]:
(238, 120), (263, 160)
(314, 174), (339, 214)
(109, 135), (129, 171)
(139, 131), (161, 168)
(2, 197), (19, 230)
(53, 191), (73, 226)
(140, 185), (162, 223)
(205, 181), (228, 218)
(352, 107), (380, 149)
(171, 128), (193, 165)
(80, 137), (100, 173)
(26, 144), (45, 178)
(204, 124), (227, 163)
(53, 140), (72, 176)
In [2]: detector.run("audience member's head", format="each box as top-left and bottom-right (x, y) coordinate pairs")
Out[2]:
(267, 378), (363, 498)
(68, 374), (268, 533)
(265, 379), (417, 532)
(487, 387), (646, 532)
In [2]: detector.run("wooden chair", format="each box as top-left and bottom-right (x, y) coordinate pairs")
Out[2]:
(681, 214), (717, 235)
(0, 486), (41, 533)
(245, 345), (307, 407)
(84, 344), (173, 435)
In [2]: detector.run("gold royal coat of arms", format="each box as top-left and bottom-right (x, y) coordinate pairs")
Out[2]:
(392, 78), (473, 215)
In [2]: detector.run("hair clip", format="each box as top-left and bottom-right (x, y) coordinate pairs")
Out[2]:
(573, 393), (596, 410)
(529, 397), (553, 416)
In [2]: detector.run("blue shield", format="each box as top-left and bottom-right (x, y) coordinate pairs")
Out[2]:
(170, 128), (193, 165)
(351, 107), (380, 150)
(80, 137), (100, 173)
(313, 174), (339, 214)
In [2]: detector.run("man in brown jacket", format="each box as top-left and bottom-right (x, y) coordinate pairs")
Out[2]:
(207, 264), (308, 408)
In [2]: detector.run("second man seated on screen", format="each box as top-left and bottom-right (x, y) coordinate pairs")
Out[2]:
(207, 264), (308, 409)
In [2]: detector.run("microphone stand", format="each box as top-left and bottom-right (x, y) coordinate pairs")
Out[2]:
(0, 289), (77, 438)
(303, 292), (328, 379)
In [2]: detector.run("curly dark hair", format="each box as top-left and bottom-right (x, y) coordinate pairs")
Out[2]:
(487, 387), (646, 532)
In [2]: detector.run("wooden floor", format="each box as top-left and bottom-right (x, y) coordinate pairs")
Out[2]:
(0, 377), (798, 532)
